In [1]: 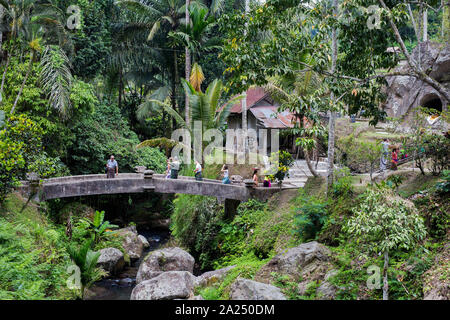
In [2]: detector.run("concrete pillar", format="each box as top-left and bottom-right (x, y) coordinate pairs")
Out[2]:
(244, 179), (254, 188)
(26, 172), (40, 202)
(144, 170), (154, 179)
(143, 170), (155, 192)
(224, 198), (241, 220)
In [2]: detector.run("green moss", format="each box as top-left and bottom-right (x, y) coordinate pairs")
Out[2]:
(198, 253), (270, 300)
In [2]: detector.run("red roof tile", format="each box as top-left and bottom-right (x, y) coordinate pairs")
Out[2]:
(250, 106), (301, 128)
(228, 87), (268, 113)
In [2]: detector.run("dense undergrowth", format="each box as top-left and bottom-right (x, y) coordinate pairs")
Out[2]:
(0, 193), (128, 299)
(170, 165), (449, 300)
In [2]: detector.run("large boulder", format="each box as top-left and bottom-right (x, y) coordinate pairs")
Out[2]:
(195, 265), (236, 288)
(136, 247), (195, 284)
(96, 248), (125, 275)
(255, 241), (331, 283)
(383, 42), (450, 123)
(138, 235), (150, 248)
(130, 271), (196, 300)
(229, 278), (286, 300)
(117, 226), (144, 261)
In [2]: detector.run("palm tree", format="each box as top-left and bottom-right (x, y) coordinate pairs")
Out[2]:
(8, 1), (73, 117)
(10, 23), (42, 115)
(137, 72), (243, 157)
(116, 0), (186, 123)
(0, 0), (36, 94)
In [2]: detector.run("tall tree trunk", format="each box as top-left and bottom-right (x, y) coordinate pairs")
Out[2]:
(0, 6), (3, 59)
(241, 0), (250, 155)
(305, 149), (319, 177)
(172, 50), (178, 131)
(10, 51), (34, 115)
(326, 0), (338, 192)
(443, 0), (450, 40)
(185, 0), (191, 127)
(0, 51), (10, 93)
(423, 8), (428, 41)
(383, 250), (389, 300)
(118, 66), (123, 109)
(407, 4), (420, 41)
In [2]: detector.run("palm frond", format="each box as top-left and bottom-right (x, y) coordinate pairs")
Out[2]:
(136, 85), (171, 121)
(148, 20), (161, 41)
(39, 45), (73, 119)
(189, 62), (204, 92)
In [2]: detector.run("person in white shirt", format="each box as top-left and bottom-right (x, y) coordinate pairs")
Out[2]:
(194, 160), (203, 181)
(106, 155), (118, 178)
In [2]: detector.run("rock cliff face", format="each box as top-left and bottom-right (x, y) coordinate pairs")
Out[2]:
(383, 42), (449, 122)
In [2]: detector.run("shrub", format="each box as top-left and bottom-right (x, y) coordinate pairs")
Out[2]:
(171, 195), (224, 269)
(331, 167), (353, 198)
(293, 192), (328, 241)
(435, 170), (450, 194)
(267, 150), (294, 183)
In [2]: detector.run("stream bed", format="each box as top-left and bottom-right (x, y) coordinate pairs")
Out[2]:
(85, 229), (170, 300)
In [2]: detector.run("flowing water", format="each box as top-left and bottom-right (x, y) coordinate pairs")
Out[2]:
(85, 229), (170, 300)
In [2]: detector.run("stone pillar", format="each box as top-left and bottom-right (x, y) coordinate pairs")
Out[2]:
(27, 172), (40, 202)
(244, 179), (254, 188)
(144, 170), (154, 179)
(143, 170), (155, 192)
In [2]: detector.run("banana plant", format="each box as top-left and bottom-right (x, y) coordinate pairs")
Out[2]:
(84, 211), (118, 244)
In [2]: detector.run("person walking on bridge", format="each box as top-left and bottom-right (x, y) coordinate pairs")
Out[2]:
(169, 157), (180, 179)
(194, 160), (203, 181)
(221, 164), (230, 184)
(379, 138), (390, 172)
(106, 155), (118, 178)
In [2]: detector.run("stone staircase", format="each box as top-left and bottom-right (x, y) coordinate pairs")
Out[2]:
(283, 159), (328, 188)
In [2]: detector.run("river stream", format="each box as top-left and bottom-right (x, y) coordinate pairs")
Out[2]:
(85, 229), (170, 300)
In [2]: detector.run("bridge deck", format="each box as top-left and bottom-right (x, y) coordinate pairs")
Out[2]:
(18, 173), (296, 202)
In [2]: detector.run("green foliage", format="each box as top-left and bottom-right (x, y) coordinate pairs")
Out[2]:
(435, 170), (450, 194)
(66, 239), (104, 298)
(69, 0), (113, 78)
(66, 102), (166, 175)
(171, 194), (224, 270)
(0, 114), (47, 201)
(197, 252), (270, 300)
(216, 199), (268, 265)
(0, 194), (76, 299)
(266, 150), (294, 183)
(386, 174), (405, 191)
(83, 210), (118, 245)
(337, 133), (383, 177)
(331, 167), (353, 198)
(408, 107), (450, 175)
(293, 192), (328, 241)
(345, 186), (427, 254)
(27, 153), (70, 179)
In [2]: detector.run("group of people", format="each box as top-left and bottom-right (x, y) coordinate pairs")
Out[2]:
(104, 155), (272, 187)
(380, 139), (409, 172)
(221, 165), (271, 187)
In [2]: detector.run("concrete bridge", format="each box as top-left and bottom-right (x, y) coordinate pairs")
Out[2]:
(18, 171), (296, 216)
